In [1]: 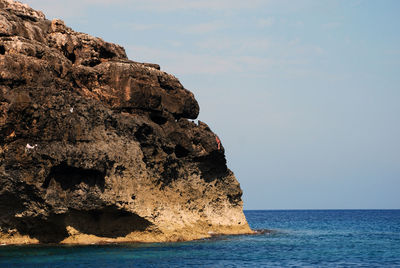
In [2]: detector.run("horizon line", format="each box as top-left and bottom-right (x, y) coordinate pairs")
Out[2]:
(244, 208), (400, 211)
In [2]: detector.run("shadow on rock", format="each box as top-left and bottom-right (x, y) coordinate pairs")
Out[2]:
(13, 206), (152, 243)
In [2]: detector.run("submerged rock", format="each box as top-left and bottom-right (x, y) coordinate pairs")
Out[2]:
(0, 0), (252, 244)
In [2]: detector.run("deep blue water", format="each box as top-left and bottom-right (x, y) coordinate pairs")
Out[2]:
(1, 210), (400, 267)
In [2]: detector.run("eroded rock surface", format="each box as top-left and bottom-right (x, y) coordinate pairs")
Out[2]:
(0, 0), (251, 244)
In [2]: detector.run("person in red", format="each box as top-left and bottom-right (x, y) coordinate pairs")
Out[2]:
(215, 135), (221, 150)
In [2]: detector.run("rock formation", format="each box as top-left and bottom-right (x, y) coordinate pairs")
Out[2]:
(0, 0), (252, 244)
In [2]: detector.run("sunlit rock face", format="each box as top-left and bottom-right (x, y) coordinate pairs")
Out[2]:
(0, 0), (251, 244)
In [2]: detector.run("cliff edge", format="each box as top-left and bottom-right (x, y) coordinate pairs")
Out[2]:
(0, 0), (252, 244)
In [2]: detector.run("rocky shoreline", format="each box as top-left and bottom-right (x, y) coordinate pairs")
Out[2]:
(0, 0), (252, 244)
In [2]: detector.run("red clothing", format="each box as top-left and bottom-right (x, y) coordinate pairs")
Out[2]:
(215, 136), (221, 150)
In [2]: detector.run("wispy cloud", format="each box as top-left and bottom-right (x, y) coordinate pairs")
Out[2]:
(85, 0), (269, 11)
(349, 0), (365, 7)
(322, 22), (341, 30)
(294, 20), (305, 28)
(129, 23), (164, 31)
(258, 17), (276, 28)
(125, 20), (226, 35)
(288, 38), (301, 46)
(314, 46), (325, 56)
(384, 49), (400, 56)
(24, 0), (270, 16)
(127, 45), (242, 75)
(180, 21), (227, 34)
(127, 43), (310, 77)
(196, 37), (271, 53)
(196, 37), (233, 51)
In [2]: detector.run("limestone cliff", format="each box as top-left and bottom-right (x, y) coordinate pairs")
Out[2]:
(0, 0), (252, 244)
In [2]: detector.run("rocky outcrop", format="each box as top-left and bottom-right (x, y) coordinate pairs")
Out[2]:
(0, 0), (252, 244)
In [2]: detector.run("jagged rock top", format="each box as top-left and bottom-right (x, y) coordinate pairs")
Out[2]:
(0, 0), (199, 119)
(0, 0), (45, 20)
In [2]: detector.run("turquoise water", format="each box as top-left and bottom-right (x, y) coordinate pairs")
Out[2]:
(1, 210), (399, 267)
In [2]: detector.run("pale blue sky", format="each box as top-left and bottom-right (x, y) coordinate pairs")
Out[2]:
(25, 0), (400, 209)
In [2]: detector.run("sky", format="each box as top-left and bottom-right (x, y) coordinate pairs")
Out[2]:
(23, 0), (400, 209)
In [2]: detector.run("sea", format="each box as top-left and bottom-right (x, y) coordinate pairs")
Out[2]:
(1, 210), (399, 267)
